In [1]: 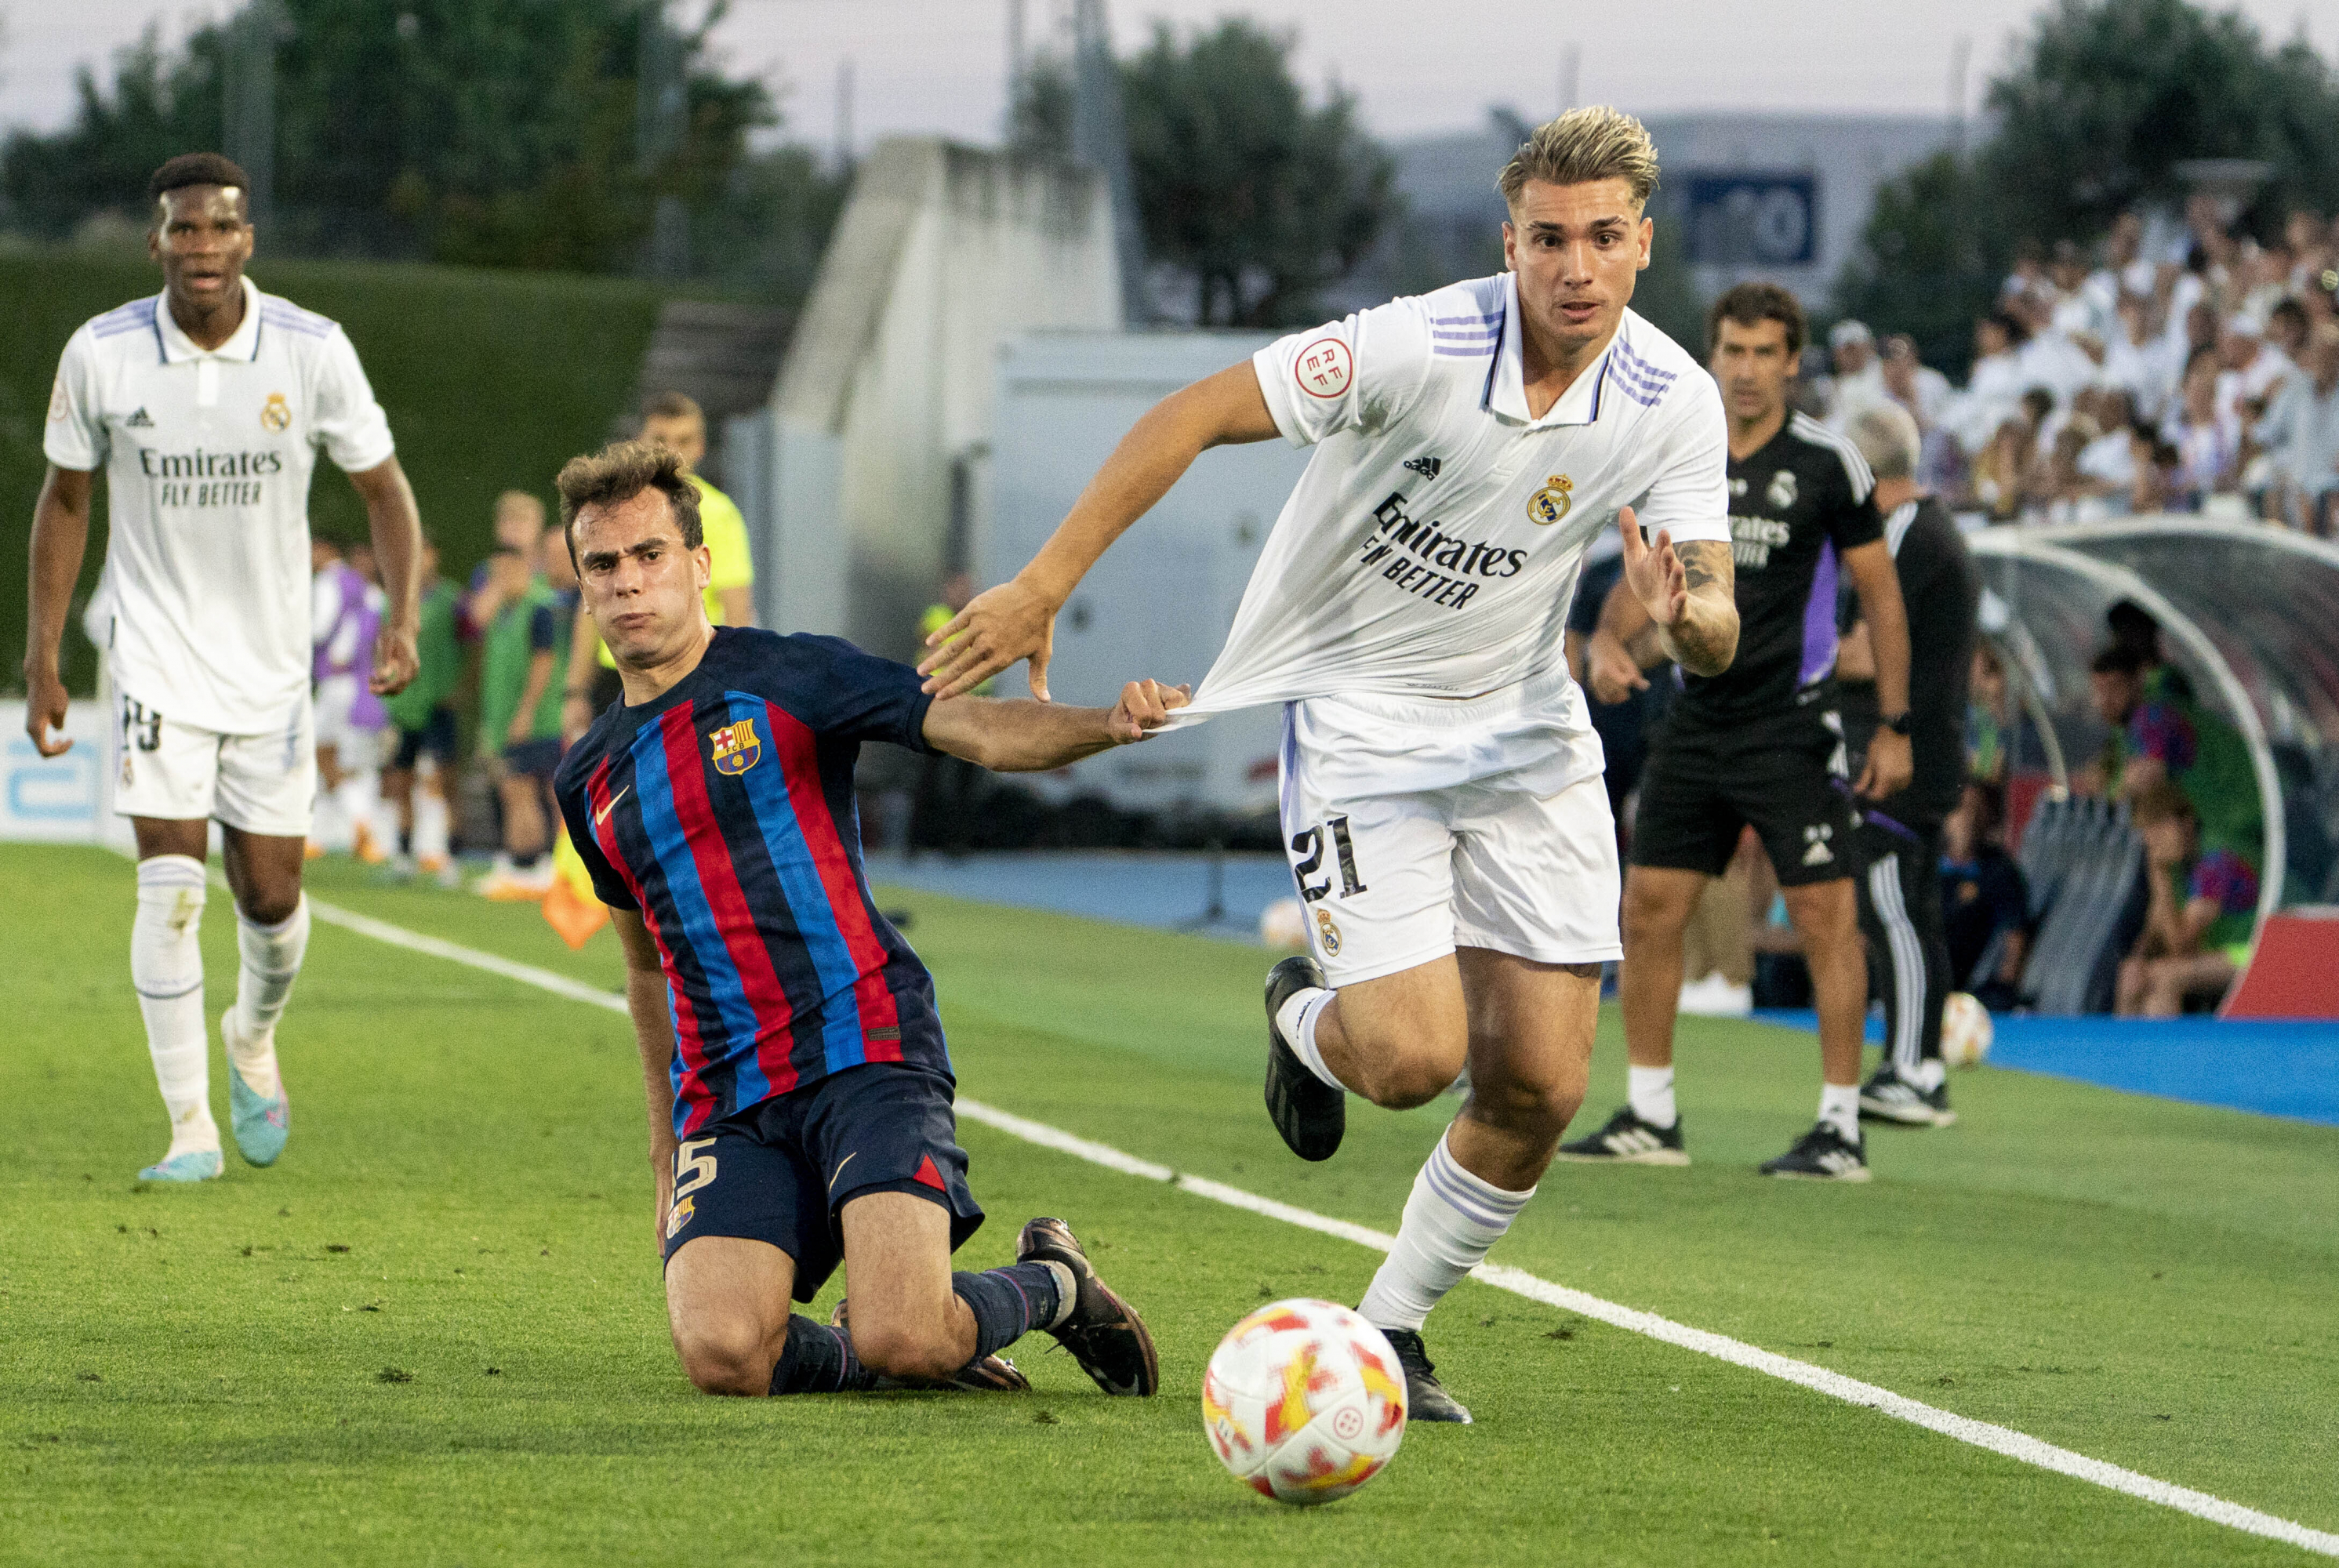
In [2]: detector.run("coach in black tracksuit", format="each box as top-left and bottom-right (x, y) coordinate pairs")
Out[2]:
(1836, 401), (1978, 1127)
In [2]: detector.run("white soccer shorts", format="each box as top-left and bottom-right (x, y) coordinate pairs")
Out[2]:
(110, 686), (315, 837)
(1277, 683), (1623, 986)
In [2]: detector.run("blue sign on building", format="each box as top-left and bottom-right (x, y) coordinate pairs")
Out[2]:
(1682, 173), (1818, 267)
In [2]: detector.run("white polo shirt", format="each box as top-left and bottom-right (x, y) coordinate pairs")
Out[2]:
(1179, 271), (1729, 731)
(45, 276), (396, 734)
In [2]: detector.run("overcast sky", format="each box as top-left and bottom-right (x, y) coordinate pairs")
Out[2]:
(8, 0), (2337, 149)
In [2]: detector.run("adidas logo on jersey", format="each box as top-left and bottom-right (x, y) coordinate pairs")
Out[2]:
(124, 407), (154, 428)
(1802, 823), (1835, 866)
(1403, 456), (1442, 480)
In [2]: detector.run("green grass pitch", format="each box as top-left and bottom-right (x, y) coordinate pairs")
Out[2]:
(3, 843), (2334, 1566)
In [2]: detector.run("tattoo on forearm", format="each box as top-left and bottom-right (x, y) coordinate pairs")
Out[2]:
(1678, 540), (1733, 597)
(1659, 543), (1739, 676)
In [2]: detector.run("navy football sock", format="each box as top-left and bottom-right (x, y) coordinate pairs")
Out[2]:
(952, 1262), (1064, 1359)
(769, 1313), (873, 1395)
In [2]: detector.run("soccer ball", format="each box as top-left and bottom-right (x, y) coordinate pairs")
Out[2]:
(1201, 1298), (1407, 1505)
(1258, 896), (1309, 951)
(1941, 991), (1993, 1068)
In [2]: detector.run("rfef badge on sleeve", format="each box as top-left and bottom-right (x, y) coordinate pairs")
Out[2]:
(1295, 338), (1353, 400)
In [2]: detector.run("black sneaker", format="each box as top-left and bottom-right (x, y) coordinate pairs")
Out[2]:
(1759, 1121), (1872, 1181)
(1262, 956), (1344, 1162)
(1552, 1105), (1690, 1165)
(830, 1300), (1031, 1392)
(1859, 1066), (1957, 1127)
(1016, 1217), (1158, 1396)
(1379, 1327), (1470, 1424)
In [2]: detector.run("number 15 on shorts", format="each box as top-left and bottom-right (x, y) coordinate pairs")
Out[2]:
(1291, 815), (1367, 902)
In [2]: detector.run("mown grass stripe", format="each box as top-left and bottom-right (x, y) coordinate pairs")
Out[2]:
(313, 894), (2339, 1559)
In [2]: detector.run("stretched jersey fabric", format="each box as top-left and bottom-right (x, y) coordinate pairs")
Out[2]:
(554, 627), (944, 1139)
(45, 277), (396, 734)
(1172, 274), (1729, 757)
(1676, 412), (1882, 727)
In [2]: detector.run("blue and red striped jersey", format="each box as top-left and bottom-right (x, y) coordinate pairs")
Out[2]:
(554, 627), (946, 1138)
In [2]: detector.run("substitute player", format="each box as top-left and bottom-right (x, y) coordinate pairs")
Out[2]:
(1566, 282), (1912, 1180)
(22, 153), (421, 1183)
(921, 109), (1739, 1422)
(554, 440), (1175, 1398)
(1834, 403), (1977, 1127)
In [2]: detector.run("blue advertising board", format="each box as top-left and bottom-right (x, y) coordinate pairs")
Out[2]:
(1682, 173), (1818, 267)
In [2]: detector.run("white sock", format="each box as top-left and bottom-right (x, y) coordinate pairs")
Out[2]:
(1627, 1064), (1677, 1129)
(229, 897), (309, 1098)
(1357, 1131), (1535, 1332)
(413, 776), (451, 862)
(133, 856), (216, 1156)
(1274, 988), (1344, 1091)
(1819, 1082), (1862, 1143)
(1911, 1056), (1945, 1092)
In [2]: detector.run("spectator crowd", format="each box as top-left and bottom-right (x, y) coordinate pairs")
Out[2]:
(1814, 199), (2339, 535)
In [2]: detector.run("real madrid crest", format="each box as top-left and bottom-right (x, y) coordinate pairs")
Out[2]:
(709, 718), (761, 776)
(260, 392), (292, 433)
(1527, 474), (1573, 526)
(1313, 907), (1343, 956)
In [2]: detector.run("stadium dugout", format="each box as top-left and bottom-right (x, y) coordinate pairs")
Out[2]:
(1970, 517), (2339, 1017)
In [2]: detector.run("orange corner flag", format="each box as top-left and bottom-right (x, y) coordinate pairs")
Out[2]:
(543, 826), (609, 950)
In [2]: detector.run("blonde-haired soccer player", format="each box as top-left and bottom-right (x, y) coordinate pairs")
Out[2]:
(922, 108), (1739, 1422)
(23, 153), (422, 1182)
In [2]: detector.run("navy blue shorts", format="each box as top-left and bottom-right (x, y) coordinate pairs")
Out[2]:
(659, 1063), (984, 1301)
(391, 707), (459, 770)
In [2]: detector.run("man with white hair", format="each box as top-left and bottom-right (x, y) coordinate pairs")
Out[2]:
(1834, 401), (1978, 1126)
(1824, 320), (1886, 433)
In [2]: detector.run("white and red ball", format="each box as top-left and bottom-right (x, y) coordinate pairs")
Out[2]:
(1201, 1298), (1407, 1505)
(1258, 896), (1309, 952)
(1941, 991), (1994, 1068)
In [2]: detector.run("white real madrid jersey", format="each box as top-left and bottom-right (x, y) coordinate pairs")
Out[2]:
(45, 276), (396, 735)
(1179, 273), (1729, 746)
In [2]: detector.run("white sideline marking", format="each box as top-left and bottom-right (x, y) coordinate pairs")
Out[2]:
(311, 898), (2339, 1559)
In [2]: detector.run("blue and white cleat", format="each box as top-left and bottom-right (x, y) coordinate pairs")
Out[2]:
(223, 1010), (289, 1167)
(137, 1149), (223, 1183)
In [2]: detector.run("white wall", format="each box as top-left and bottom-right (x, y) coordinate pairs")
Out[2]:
(759, 139), (1124, 662)
(986, 331), (1313, 816)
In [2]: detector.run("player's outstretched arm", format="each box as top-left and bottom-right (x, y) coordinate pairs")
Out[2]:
(918, 363), (1280, 701)
(921, 680), (1191, 771)
(348, 456), (424, 697)
(1843, 539), (1913, 798)
(613, 910), (681, 1250)
(22, 465), (93, 758)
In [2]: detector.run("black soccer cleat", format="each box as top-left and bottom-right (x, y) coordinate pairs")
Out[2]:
(1859, 1066), (1956, 1127)
(1262, 955), (1345, 1162)
(1552, 1105), (1690, 1165)
(1016, 1217), (1159, 1397)
(830, 1300), (1031, 1392)
(1380, 1327), (1470, 1425)
(1759, 1120), (1872, 1181)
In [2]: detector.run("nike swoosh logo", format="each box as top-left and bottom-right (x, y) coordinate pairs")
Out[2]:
(827, 1152), (859, 1192)
(594, 786), (630, 826)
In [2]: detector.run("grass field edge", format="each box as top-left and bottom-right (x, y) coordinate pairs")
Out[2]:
(303, 884), (2339, 1561)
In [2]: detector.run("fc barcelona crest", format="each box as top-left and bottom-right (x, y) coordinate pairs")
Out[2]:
(709, 718), (761, 775)
(1527, 474), (1573, 526)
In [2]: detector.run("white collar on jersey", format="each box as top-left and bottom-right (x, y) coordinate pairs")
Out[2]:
(154, 275), (263, 365)
(1486, 270), (1615, 430)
